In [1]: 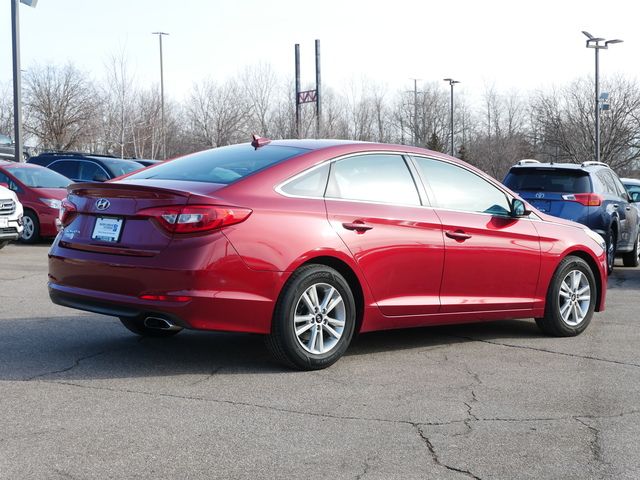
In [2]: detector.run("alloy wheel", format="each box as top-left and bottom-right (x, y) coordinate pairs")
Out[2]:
(22, 215), (35, 241)
(293, 282), (346, 355)
(558, 269), (591, 327)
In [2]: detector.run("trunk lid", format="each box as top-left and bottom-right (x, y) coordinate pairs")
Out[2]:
(61, 181), (224, 256)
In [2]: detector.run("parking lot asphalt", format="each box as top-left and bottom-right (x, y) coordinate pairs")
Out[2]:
(0, 243), (639, 479)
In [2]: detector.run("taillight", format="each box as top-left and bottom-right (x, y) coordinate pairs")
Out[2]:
(59, 199), (78, 227)
(137, 205), (252, 234)
(139, 294), (191, 302)
(562, 193), (603, 206)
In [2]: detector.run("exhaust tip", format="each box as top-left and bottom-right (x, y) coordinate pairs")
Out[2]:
(144, 316), (181, 331)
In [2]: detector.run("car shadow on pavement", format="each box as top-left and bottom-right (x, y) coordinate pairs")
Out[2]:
(0, 315), (544, 380)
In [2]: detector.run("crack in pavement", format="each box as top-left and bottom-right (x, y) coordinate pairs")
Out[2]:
(575, 417), (605, 465)
(414, 424), (482, 479)
(31, 377), (640, 430)
(448, 334), (640, 369)
(354, 453), (376, 480)
(185, 366), (224, 387)
(23, 339), (144, 381)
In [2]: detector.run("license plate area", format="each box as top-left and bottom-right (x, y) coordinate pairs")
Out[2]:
(92, 217), (123, 243)
(530, 200), (550, 212)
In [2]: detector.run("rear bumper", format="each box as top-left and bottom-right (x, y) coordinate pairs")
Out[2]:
(48, 235), (288, 334)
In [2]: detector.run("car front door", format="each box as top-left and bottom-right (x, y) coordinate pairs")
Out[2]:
(411, 156), (541, 313)
(324, 153), (445, 317)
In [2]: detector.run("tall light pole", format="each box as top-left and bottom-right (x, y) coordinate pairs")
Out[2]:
(443, 78), (460, 156)
(582, 31), (623, 164)
(12, 0), (38, 162)
(152, 32), (169, 159)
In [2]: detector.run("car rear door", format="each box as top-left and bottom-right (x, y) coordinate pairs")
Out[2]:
(412, 156), (541, 313)
(324, 153), (444, 316)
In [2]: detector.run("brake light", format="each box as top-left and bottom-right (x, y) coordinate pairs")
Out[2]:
(59, 199), (78, 227)
(137, 205), (252, 233)
(561, 193), (603, 206)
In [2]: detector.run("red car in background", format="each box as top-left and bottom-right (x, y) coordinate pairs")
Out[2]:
(48, 139), (607, 370)
(0, 160), (71, 243)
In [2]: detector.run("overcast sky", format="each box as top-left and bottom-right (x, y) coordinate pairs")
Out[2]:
(1, 0), (639, 104)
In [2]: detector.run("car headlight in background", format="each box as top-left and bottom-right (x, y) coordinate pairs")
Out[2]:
(40, 198), (62, 210)
(584, 228), (606, 251)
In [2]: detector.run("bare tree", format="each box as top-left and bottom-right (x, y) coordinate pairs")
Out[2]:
(0, 82), (13, 137)
(241, 63), (277, 137)
(23, 63), (100, 151)
(185, 79), (252, 148)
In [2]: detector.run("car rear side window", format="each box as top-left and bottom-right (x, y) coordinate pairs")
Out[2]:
(280, 163), (329, 197)
(325, 154), (420, 205)
(413, 157), (511, 215)
(504, 168), (591, 193)
(128, 144), (307, 184)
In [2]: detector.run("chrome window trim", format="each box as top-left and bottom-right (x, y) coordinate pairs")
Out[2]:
(275, 151), (423, 207)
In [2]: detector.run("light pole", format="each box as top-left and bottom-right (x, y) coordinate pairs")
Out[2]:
(152, 31), (169, 159)
(443, 78), (460, 156)
(582, 31), (623, 164)
(12, 0), (38, 163)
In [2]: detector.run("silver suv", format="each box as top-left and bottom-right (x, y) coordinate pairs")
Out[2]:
(0, 185), (24, 249)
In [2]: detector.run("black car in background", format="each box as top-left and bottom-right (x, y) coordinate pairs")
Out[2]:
(504, 160), (640, 273)
(28, 152), (144, 182)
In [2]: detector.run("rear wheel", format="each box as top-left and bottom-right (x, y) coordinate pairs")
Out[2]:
(266, 265), (356, 370)
(119, 317), (182, 338)
(535, 256), (596, 337)
(622, 233), (640, 267)
(606, 228), (616, 275)
(20, 210), (40, 244)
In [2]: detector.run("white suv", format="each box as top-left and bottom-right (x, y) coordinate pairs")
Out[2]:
(0, 184), (23, 249)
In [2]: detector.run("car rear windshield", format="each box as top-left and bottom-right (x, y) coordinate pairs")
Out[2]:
(7, 166), (71, 188)
(504, 168), (591, 193)
(100, 158), (144, 177)
(127, 144), (307, 184)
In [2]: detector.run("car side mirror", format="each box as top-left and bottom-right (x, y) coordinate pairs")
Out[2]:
(511, 198), (531, 217)
(92, 173), (109, 182)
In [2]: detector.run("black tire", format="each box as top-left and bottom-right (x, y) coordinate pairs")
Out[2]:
(605, 228), (616, 275)
(20, 210), (40, 244)
(265, 264), (356, 370)
(119, 316), (182, 338)
(622, 233), (640, 267)
(535, 255), (596, 337)
(0, 241), (8, 250)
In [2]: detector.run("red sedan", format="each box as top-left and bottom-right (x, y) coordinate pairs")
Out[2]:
(48, 139), (607, 370)
(0, 160), (71, 242)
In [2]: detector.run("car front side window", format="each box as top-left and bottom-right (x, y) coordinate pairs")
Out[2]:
(412, 156), (511, 216)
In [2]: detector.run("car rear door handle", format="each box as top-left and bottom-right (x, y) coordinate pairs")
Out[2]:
(445, 230), (472, 241)
(342, 221), (373, 233)
(613, 204), (619, 209)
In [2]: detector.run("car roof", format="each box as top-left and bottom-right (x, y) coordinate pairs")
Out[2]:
(621, 178), (640, 185)
(0, 160), (48, 170)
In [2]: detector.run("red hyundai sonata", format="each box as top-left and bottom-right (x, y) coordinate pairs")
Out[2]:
(0, 160), (71, 242)
(48, 139), (607, 369)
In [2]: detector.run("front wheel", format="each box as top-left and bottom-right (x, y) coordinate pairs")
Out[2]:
(20, 210), (40, 244)
(535, 256), (596, 337)
(622, 233), (640, 267)
(266, 265), (356, 370)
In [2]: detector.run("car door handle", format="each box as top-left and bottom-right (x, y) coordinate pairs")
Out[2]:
(342, 221), (373, 233)
(445, 230), (472, 241)
(613, 204), (619, 209)
(626, 206), (632, 211)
